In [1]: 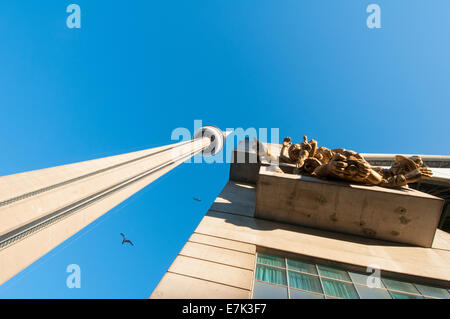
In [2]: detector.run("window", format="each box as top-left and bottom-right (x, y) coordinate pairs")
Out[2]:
(252, 252), (450, 299)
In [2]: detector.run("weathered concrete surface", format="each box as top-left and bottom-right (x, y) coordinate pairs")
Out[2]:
(432, 229), (450, 251)
(229, 138), (260, 184)
(255, 166), (444, 247)
(150, 272), (251, 299)
(196, 210), (450, 286)
(151, 181), (450, 298)
(210, 181), (256, 217)
(150, 182), (257, 299)
(150, 231), (256, 299)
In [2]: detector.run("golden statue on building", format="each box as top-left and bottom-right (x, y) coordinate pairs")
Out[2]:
(275, 136), (432, 187)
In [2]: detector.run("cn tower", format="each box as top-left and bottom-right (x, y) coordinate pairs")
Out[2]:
(0, 126), (227, 285)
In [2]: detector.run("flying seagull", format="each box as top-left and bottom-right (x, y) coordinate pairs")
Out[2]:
(120, 233), (134, 246)
(192, 197), (201, 202)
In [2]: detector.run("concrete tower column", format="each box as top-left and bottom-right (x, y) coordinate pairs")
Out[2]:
(0, 126), (226, 285)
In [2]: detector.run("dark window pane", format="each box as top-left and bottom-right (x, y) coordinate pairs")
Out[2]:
(349, 272), (385, 288)
(382, 278), (419, 294)
(257, 253), (285, 268)
(354, 285), (392, 299)
(290, 289), (324, 299)
(321, 278), (359, 299)
(253, 281), (288, 299)
(255, 264), (287, 286)
(288, 271), (322, 293)
(415, 284), (450, 299)
(390, 291), (424, 299)
(287, 259), (317, 275)
(317, 265), (351, 281)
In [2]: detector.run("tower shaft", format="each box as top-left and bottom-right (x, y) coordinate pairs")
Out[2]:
(0, 129), (222, 285)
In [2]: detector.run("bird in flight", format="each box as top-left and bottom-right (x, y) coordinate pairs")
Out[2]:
(120, 233), (134, 246)
(192, 197), (201, 202)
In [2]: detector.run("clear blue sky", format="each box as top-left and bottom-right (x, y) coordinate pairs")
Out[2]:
(0, 1), (449, 298)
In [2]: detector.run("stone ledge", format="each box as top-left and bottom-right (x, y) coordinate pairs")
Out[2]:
(255, 165), (445, 247)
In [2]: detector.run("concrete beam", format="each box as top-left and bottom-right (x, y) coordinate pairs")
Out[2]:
(255, 166), (444, 247)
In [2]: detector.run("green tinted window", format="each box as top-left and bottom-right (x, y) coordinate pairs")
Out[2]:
(253, 281), (288, 299)
(321, 278), (359, 299)
(253, 253), (449, 299)
(390, 292), (424, 299)
(255, 264), (287, 286)
(317, 265), (351, 282)
(382, 278), (419, 294)
(415, 284), (450, 299)
(290, 289), (324, 299)
(257, 253), (285, 268)
(288, 272), (322, 294)
(354, 285), (392, 299)
(287, 259), (317, 275)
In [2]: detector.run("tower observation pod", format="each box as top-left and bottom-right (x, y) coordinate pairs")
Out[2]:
(0, 126), (227, 285)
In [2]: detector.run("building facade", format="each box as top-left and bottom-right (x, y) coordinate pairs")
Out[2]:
(150, 139), (450, 299)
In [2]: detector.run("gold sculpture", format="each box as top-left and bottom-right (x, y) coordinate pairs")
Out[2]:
(275, 136), (432, 188)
